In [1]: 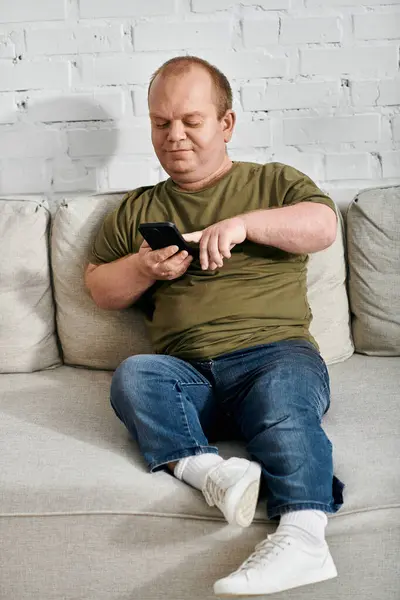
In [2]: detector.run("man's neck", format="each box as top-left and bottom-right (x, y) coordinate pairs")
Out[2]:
(174, 157), (233, 192)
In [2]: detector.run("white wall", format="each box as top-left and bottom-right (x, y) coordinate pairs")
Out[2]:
(0, 0), (399, 208)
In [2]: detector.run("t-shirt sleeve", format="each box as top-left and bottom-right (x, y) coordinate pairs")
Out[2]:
(88, 187), (150, 265)
(275, 163), (337, 216)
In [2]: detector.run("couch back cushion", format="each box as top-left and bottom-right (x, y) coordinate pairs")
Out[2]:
(0, 199), (61, 373)
(308, 208), (354, 364)
(51, 196), (152, 370)
(51, 194), (353, 369)
(347, 186), (400, 355)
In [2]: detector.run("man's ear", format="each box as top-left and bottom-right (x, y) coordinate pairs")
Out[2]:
(222, 110), (236, 143)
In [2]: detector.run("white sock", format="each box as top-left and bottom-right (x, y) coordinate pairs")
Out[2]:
(174, 453), (224, 491)
(277, 510), (328, 546)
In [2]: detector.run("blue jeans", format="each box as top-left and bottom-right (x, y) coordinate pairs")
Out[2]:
(110, 339), (344, 519)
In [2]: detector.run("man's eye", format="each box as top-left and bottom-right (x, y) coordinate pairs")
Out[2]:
(185, 121), (201, 127)
(155, 122), (169, 129)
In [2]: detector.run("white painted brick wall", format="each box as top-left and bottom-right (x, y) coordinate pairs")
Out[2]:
(231, 121), (272, 148)
(382, 151), (400, 179)
(354, 13), (400, 40)
(280, 17), (342, 45)
(307, 0), (399, 6)
(351, 79), (400, 107)
(108, 159), (161, 190)
(197, 50), (289, 79)
(242, 17), (280, 47)
(0, 0), (398, 206)
(0, 128), (65, 158)
(192, 0), (290, 11)
(134, 20), (232, 52)
(393, 116), (400, 142)
(0, 30), (24, 58)
(79, 0), (175, 19)
(132, 88), (150, 117)
(67, 126), (154, 157)
(301, 47), (398, 77)
(0, 159), (50, 193)
(0, 61), (70, 92)
(0, 0), (67, 23)
(22, 90), (126, 122)
(283, 115), (381, 145)
(325, 153), (377, 180)
(80, 53), (179, 86)
(25, 25), (126, 55)
(242, 81), (340, 111)
(0, 95), (17, 123)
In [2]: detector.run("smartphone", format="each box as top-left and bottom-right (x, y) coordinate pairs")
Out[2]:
(138, 222), (198, 257)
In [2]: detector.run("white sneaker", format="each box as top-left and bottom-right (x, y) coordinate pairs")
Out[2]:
(213, 533), (337, 596)
(202, 457), (262, 528)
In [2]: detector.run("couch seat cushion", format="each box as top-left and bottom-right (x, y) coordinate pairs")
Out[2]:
(0, 356), (398, 529)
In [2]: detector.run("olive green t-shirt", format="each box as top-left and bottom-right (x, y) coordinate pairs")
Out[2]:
(90, 162), (336, 360)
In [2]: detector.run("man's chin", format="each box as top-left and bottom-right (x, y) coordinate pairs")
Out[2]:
(162, 159), (196, 177)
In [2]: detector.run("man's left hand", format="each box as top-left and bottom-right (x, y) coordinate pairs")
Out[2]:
(183, 216), (247, 271)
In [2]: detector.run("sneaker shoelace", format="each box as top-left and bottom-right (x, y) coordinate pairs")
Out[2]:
(237, 535), (292, 571)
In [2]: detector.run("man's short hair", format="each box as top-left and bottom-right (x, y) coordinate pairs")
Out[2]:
(148, 56), (233, 120)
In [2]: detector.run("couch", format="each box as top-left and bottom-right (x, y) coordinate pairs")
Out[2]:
(0, 185), (399, 600)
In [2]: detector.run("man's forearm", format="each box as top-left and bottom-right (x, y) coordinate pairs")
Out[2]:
(241, 202), (337, 254)
(85, 253), (155, 310)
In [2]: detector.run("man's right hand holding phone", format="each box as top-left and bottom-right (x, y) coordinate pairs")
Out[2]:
(136, 240), (193, 281)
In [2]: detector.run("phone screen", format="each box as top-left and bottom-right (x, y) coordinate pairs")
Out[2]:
(139, 222), (198, 256)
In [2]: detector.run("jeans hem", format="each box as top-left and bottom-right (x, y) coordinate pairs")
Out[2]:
(267, 501), (342, 520)
(149, 446), (219, 473)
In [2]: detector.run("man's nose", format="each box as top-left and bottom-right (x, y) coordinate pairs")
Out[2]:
(167, 121), (186, 142)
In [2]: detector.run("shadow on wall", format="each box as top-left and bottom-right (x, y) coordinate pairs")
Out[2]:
(0, 96), (119, 211)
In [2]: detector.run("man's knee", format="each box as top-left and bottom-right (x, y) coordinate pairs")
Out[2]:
(260, 357), (329, 417)
(238, 375), (327, 449)
(110, 354), (159, 409)
(113, 354), (169, 386)
(110, 353), (193, 410)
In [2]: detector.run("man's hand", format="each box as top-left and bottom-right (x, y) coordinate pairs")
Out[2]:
(137, 240), (193, 281)
(183, 216), (247, 271)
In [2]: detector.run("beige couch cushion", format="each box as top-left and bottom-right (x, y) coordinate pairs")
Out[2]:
(0, 199), (61, 373)
(308, 209), (354, 364)
(0, 354), (398, 523)
(51, 194), (353, 369)
(51, 195), (152, 370)
(347, 186), (400, 355)
(0, 357), (398, 600)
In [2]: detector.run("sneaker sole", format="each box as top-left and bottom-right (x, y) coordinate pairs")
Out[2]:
(230, 462), (262, 528)
(214, 556), (338, 597)
(215, 573), (337, 597)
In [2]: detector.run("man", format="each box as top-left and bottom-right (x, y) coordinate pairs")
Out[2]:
(85, 56), (344, 597)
